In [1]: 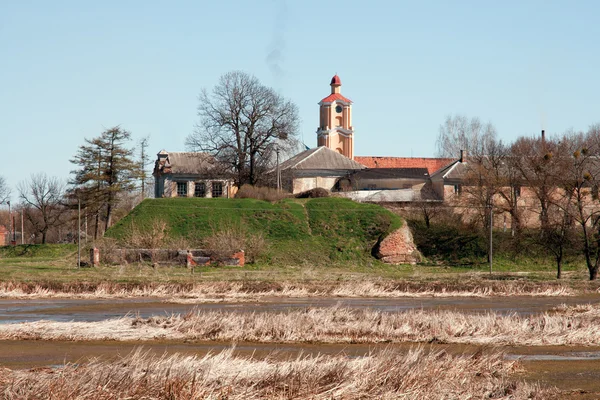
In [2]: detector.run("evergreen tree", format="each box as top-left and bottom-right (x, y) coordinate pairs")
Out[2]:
(70, 127), (139, 237)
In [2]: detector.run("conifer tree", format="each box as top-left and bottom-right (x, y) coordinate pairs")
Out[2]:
(70, 127), (139, 237)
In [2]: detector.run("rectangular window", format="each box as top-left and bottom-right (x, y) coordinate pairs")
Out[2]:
(514, 186), (521, 198)
(176, 182), (187, 197)
(212, 181), (223, 198)
(454, 185), (462, 195)
(194, 182), (206, 198)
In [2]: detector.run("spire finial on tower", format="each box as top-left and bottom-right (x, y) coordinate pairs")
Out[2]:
(330, 74), (341, 86)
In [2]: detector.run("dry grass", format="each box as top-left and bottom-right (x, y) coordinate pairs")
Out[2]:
(3, 304), (600, 347)
(0, 279), (575, 300)
(0, 346), (548, 399)
(202, 223), (266, 263)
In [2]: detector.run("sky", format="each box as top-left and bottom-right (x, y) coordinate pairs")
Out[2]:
(1, 0), (600, 201)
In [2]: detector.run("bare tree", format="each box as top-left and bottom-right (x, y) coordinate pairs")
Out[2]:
(0, 176), (10, 205)
(462, 139), (506, 230)
(436, 114), (498, 158)
(510, 134), (562, 234)
(18, 173), (66, 244)
(557, 126), (600, 280)
(186, 71), (299, 186)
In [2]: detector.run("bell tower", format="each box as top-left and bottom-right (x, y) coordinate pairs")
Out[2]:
(316, 75), (354, 160)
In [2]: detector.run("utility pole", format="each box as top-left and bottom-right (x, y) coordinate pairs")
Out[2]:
(276, 147), (281, 192)
(488, 199), (493, 274)
(77, 195), (81, 269)
(20, 211), (24, 245)
(7, 201), (11, 246)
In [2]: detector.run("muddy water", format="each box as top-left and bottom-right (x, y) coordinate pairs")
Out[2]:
(1, 294), (599, 323)
(2, 295), (600, 396)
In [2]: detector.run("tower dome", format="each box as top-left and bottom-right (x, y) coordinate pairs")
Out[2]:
(330, 75), (341, 86)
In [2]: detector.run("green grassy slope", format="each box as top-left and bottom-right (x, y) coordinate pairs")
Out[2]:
(106, 197), (402, 266)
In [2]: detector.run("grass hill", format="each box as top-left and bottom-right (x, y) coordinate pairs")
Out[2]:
(106, 197), (403, 266)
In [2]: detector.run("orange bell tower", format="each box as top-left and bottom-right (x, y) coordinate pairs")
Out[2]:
(316, 75), (354, 160)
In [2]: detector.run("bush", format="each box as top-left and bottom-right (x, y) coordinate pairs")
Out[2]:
(235, 185), (288, 202)
(295, 188), (330, 198)
(92, 237), (123, 265)
(408, 220), (486, 263)
(203, 222), (266, 263)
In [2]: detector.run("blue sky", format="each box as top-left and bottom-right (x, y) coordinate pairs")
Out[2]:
(1, 0), (600, 199)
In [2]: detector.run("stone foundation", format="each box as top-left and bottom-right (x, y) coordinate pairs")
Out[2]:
(372, 224), (421, 265)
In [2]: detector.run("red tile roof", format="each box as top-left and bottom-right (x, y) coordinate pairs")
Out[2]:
(354, 156), (454, 174)
(320, 93), (352, 104)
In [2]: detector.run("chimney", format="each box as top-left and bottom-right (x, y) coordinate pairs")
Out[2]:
(460, 149), (466, 163)
(541, 130), (545, 143)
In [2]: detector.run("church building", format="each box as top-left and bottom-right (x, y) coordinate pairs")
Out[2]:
(317, 75), (355, 160)
(309, 74), (466, 201)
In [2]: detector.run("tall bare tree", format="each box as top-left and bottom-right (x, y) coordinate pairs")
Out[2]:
(186, 71), (299, 186)
(18, 173), (66, 244)
(461, 138), (510, 264)
(557, 126), (600, 280)
(436, 114), (498, 158)
(510, 134), (562, 234)
(0, 175), (10, 205)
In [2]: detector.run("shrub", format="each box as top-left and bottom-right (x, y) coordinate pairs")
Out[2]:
(235, 185), (288, 202)
(92, 237), (123, 265)
(408, 220), (486, 263)
(123, 218), (170, 249)
(203, 222), (266, 263)
(295, 188), (330, 198)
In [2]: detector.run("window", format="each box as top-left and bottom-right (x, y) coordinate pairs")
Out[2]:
(176, 182), (187, 197)
(454, 185), (462, 195)
(194, 182), (206, 198)
(514, 186), (521, 198)
(593, 185), (599, 200)
(212, 181), (223, 198)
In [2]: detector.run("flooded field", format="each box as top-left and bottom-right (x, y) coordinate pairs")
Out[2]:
(1, 339), (600, 396)
(1, 294), (599, 323)
(1, 294), (600, 398)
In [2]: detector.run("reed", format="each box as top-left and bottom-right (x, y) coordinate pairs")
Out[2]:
(2, 304), (600, 346)
(0, 347), (548, 399)
(0, 279), (575, 300)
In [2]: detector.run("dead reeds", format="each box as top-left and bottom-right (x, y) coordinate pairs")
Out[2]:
(2, 304), (600, 346)
(0, 279), (575, 300)
(0, 346), (548, 399)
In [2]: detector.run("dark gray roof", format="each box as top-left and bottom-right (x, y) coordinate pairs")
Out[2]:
(279, 147), (366, 171)
(352, 168), (430, 180)
(430, 160), (466, 181)
(155, 151), (223, 175)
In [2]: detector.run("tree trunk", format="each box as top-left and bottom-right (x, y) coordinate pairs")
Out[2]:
(104, 202), (112, 234)
(94, 211), (100, 240)
(41, 228), (47, 244)
(249, 152), (255, 185)
(556, 256), (562, 279)
(590, 264), (599, 281)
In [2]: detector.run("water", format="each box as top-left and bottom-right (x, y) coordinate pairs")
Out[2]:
(0, 294), (598, 323)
